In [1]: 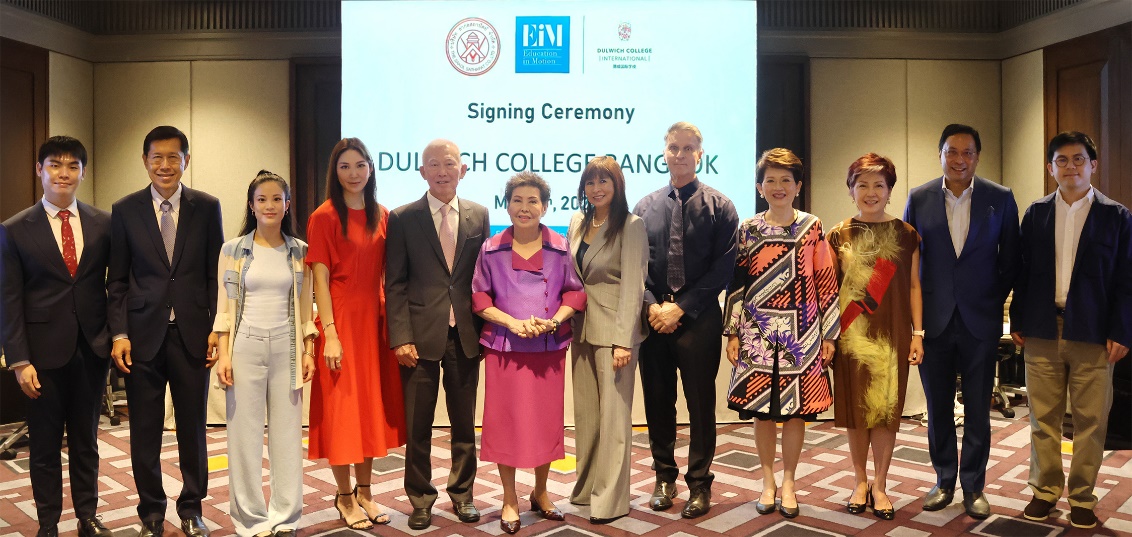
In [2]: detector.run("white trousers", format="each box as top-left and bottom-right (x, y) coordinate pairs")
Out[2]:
(227, 324), (303, 536)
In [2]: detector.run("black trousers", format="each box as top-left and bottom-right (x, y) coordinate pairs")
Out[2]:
(125, 325), (210, 522)
(400, 328), (481, 509)
(918, 308), (997, 492)
(639, 303), (723, 491)
(28, 339), (108, 528)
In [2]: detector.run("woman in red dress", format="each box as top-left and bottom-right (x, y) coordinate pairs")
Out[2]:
(306, 138), (406, 530)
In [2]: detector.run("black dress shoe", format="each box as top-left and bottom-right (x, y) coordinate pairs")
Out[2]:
(847, 484), (868, 514)
(922, 486), (954, 511)
(963, 492), (990, 519)
(589, 513), (627, 524)
(452, 500), (481, 523)
(78, 517), (113, 537)
(180, 516), (209, 537)
(649, 481), (678, 511)
(681, 487), (711, 519)
(407, 507), (432, 530)
(755, 500), (776, 515)
(138, 520), (164, 537)
(35, 526), (58, 537)
(868, 487), (895, 521)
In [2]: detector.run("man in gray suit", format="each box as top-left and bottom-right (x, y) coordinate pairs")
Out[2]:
(386, 139), (490, 530)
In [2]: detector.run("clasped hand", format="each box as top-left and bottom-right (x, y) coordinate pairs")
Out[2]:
(508, 315), (558, 338)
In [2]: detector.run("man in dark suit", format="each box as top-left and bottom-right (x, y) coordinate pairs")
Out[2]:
(904, 123), (1020, 519)
(1, 136), (113, 537)
(107, 126), (223, 537)
(633, 122), (738, 519)
(385, 139), (489, 530)
(1010, 131), (1130, 530)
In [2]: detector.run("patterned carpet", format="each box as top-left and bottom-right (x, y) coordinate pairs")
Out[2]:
(1, 403), (1130, 537)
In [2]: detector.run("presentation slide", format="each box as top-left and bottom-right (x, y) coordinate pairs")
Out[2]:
(342, 0), (756, 233)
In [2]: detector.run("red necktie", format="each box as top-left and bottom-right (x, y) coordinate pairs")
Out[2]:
(58, 209), (78, 277)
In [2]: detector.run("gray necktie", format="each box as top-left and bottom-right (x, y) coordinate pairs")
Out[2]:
(160, 200), (175, 263)
(667, 188), (685, 292)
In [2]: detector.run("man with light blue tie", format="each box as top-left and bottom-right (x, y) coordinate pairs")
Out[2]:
(904, 123), (1020, 520)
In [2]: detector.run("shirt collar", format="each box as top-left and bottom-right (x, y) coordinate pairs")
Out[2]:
(42, 196), (78, 219)
(940, 177), (974, 199)
(426, 191), (459, 215)
(1055, 186), (1095, 210)
(235, 230), (306, 259)
(151, 183), (183, 209)
(669, 178), (700, 200)
(487, 224), (568, 253)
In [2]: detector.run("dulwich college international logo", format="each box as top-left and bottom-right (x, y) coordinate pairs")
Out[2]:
(618, 22), (631, 41)
(446, 18), (500, 76)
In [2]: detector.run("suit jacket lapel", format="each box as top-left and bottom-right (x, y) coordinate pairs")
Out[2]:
(74, 202), (102, 276)
(582, 224), (609, 275)
(170, 188), (194, 270)
(453, 202), (473, 272)
(24, 202), (73, 278)
(927, 185), (957, 260)
(413, 197), (448, 273)
(960, 178), (990, 259)
(138, 189), (171, 270)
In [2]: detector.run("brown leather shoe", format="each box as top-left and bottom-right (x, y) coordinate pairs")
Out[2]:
(529, 495), (565, 521)
(1023, 497), (1055, 521)
(499, 518), (521, 534)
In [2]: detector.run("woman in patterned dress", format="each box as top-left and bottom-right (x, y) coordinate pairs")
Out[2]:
(724, 148), (840, 518)
(827, 153), (923, 520)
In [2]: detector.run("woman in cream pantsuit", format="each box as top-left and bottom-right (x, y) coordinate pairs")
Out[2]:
(567, 157), (649, 524)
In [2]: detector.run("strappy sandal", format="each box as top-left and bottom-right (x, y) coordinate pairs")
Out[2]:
(334, 491), (374, 530)
(354, 484), (391, 525)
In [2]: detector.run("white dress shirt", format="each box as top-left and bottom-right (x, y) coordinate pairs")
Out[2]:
(1054, 187), (1095, 308)
(942, 177), (974, 257)
(426, 191), (460, 237)
(151, 183), (183, 229)
(41, 196), (84, 262)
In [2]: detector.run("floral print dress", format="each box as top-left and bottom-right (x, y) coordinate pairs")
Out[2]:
(723, 211), (841, 419)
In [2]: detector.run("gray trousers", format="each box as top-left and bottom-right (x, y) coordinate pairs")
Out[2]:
(569, 342), (638, 519)
(227, 325), (304, 536)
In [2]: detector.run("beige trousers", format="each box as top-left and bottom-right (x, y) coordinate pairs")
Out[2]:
(1024, 318), (1114, 509)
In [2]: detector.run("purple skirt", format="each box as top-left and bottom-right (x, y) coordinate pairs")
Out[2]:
(480, 348), (566, 468)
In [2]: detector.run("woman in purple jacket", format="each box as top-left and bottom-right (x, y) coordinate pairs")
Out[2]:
(472, 172), (586, 534)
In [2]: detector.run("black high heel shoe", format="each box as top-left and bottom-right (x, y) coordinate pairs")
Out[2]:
(755, 487), (777, 515)
(847, 484), (867, 514)
(529, 495), (565, 521)
(868, 486), (895, 520)
(778, 490), (799, 519)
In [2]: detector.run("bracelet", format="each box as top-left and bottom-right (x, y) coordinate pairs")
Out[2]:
(303, 351), (315, 358)
(551, 319), (561, 331)
(324, 321), (335, 331)
(912, 329), (925, 337)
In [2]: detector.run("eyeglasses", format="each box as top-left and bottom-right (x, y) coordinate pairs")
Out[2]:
(943, 149), (977, 160)
(1053, 155), (1089, 168)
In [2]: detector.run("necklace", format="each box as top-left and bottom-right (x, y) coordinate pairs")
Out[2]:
(591, 216), (607, 228)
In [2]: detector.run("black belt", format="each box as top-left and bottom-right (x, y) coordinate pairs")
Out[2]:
(1055, 306), (1066, 316)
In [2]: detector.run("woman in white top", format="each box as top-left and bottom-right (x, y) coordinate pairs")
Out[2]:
(214, 170), (317, 537)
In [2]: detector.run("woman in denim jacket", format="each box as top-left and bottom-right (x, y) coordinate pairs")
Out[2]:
(213, 171), (317, 537)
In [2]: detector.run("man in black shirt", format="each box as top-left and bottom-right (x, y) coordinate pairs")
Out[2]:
(632, 122), (738, 519)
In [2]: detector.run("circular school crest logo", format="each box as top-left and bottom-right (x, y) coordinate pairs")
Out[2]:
(446, 18), (500, 76)
(617, 21), (631, 41)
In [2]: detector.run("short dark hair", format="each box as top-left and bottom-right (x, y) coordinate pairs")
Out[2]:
(938, 123), (982, 153)
(505, 171), (551, 204)
(38, 136), (87, 166)
(142, 125), (189, 156)
(1046, 131), (1097, 162)
(756, 148), (803, 184)
(846, 153), (897, 190)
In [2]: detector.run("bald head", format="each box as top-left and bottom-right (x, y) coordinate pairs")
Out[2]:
(420, 139), (467, 203)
